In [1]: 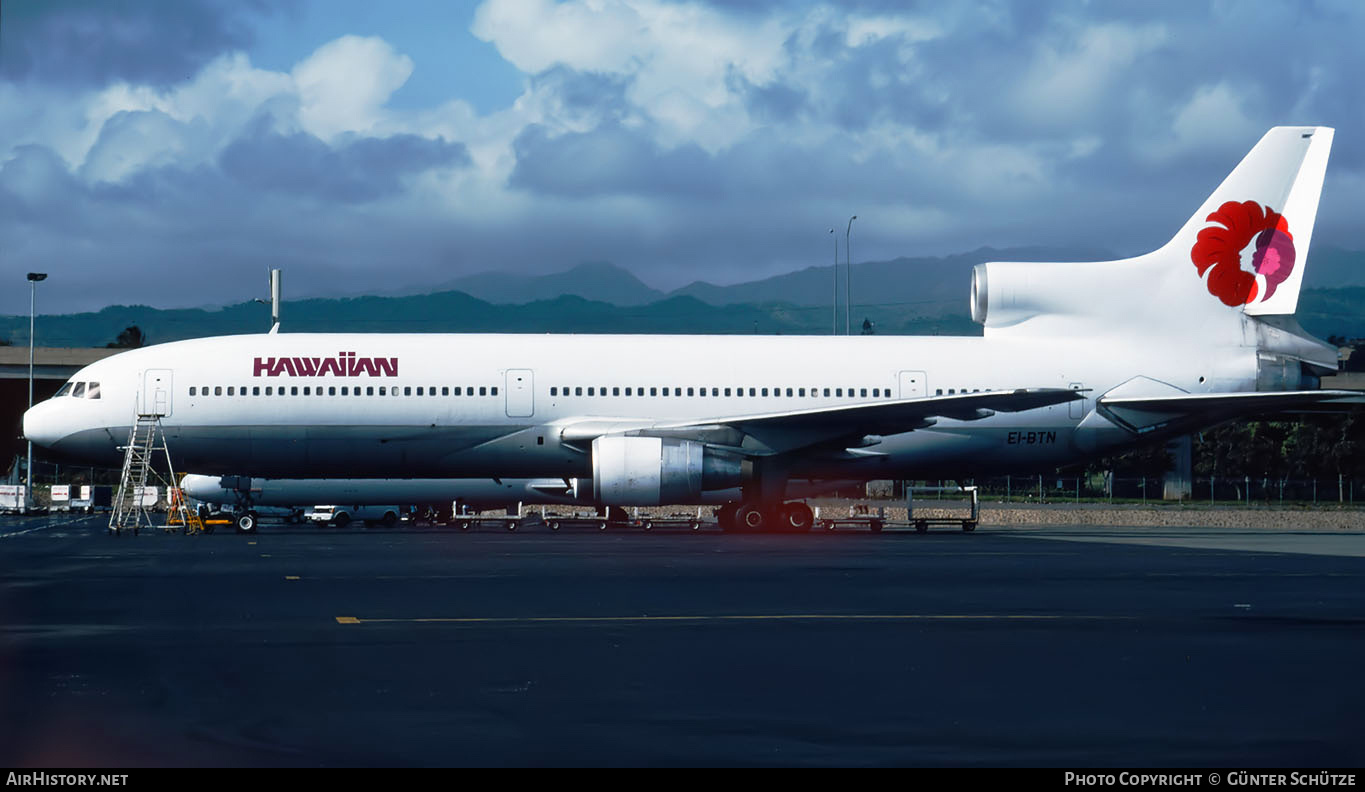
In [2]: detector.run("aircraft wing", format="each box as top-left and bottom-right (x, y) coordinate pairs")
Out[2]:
(1097, 389), (1365, 434)
(652, 388), (1083, 455)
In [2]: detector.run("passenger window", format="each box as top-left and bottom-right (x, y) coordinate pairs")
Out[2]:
(762, 388), (769, 397)
(341, 387), (349, 396)
(588, 387), (595, 396)
(227, 387), (235, 396)
(290, 386), (297, 395)
(749, 388), (756, 397)
(711, 388), (718, 396)
(329, 387), (336, 396)
(266, 387), (273, 396)
(442, 387), (449, 396)
(304, 386), (311, 395)
(687, 387), (694, 396)
(798, 388), (805, 397)
(786, 388), (793, 397)
(575, 387), (583, 396)
(404, 387), (412, 396)
(823, 388), (830, 397)
(860, 388), (868, 397)
(480, 387), (488, 396)
(416, 387), (424, 396)
(214, 386), (222, 396)
(724, 388), (731, 397)
(625, 387), (631, 396)
(253, 386), (261, 396)
(872, 388), (879, 397)
(650, 387), (657, 396)
(189, 386), (197, 397)
(454, 387), (462, 396)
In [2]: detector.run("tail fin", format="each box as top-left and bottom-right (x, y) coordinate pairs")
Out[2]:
(1166, 126), (1334, 316)
(973, 126), (1334, 336)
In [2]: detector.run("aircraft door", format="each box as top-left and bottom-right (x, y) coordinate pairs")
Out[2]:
(1069, 382), (1086, 419)
(141, 369), (173, 416)
(898, 370), (927, 399)
(505, 369), (534, 418)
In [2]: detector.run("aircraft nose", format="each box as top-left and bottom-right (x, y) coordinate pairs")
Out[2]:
(22, 400), (66, 450)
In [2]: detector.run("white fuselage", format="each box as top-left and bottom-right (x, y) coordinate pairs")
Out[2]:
(23, 329), (1255, 483)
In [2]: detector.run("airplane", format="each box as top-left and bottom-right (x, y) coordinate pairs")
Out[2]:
(23, 126), (1362, 532)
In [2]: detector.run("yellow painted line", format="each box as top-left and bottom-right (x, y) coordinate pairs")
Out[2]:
(334, 613), (1125, 626)
(247, 541), (257, 546)
(285, 575), (300, 580)
(260, 554), (272, 558)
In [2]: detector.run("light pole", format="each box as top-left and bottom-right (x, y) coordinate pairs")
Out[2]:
(845, 215), (857, 335)
(26, 272), (47, 513)
(829, 229), (837, 335)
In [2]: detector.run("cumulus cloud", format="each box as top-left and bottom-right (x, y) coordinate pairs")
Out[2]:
(292, 36), (415, 141)
(0, 0), (285, 89)
(2, 0), (1365, 317)
(220, 122), (471, 203)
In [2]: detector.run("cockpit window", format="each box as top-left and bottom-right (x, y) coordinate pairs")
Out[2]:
(56, 382), (74, 397)
(73, 382), (86, 398)
(87, 382), (101, 399)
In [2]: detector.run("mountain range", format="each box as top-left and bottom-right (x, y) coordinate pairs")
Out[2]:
(3, 246), (1362, 348)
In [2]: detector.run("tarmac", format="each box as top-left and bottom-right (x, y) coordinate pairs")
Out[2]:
(2, 511), (1363, 767)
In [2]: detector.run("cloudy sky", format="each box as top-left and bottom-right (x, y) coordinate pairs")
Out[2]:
(2, 0), (1362, 315)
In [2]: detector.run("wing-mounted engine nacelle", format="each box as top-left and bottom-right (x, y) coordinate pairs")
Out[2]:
(591, 436), (743, 506)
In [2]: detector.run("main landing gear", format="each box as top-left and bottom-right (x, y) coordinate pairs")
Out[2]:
(715, 501), (814, 533)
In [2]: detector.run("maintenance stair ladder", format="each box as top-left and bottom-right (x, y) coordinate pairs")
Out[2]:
(109, 414), (202, 535)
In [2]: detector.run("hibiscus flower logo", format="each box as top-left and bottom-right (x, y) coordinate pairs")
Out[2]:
(1189, 200), (1296, 306)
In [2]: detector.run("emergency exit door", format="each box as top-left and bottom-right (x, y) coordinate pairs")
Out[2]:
(1069, 382), (1086, 419)
(898, 370), (927, 399)
(505, 369), (534, 418)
